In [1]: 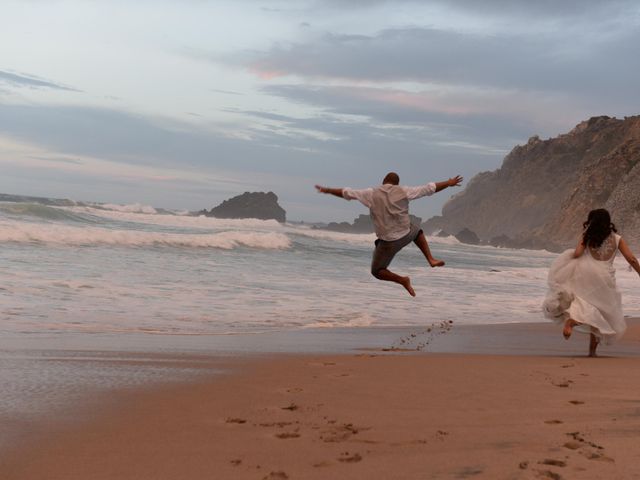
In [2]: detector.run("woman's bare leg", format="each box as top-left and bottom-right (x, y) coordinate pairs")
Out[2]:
(563, 318), (580, 339)
(589, 332), (600, 357)
(414, 232), (445, 267)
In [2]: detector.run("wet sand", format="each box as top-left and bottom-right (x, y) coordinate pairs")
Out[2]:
(2, 321), (640, 479)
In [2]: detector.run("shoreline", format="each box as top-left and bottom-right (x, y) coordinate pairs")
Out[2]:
(2, 320), (640, 479)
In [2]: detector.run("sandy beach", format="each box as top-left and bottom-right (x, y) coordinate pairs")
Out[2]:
(2, 321), (640, 480)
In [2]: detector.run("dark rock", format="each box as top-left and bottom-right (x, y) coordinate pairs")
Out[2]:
(455, 228), (480, 245)
(323, 214), (422, 234)
(489, 234), (513, 248)
(421, 215), (446, 235)
(203, 191), (286, 222)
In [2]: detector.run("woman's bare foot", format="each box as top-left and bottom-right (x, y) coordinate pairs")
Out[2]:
(563, 319), (578, 340)
(400, 276), (416, 297)
(428, 258), (445, 267)
(589, 333), (600, 357)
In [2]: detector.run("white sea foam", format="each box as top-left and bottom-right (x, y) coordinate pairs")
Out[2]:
(287, 226), (461, 247)
(96, 203), (158, 214)
(0, 221), (291, 250)
(289, 227), (376, 245)
(66, 206), (283, 230)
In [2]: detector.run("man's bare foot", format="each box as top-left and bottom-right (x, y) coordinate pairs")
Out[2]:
(400, 276), (416, 297)
(428, 258), (445, 267)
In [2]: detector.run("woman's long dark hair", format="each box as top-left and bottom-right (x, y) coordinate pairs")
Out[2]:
(582, 209), (617, 248)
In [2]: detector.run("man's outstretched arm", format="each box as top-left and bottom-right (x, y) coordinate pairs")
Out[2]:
(434, 175), (463, 193)
(315, 185), (345, 199)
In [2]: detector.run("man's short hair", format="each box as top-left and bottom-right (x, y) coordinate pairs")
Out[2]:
(383, 172), (400, 185)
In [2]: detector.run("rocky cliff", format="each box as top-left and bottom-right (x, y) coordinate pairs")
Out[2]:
(200, 192), (286, 222)
(423, 116), (640, 251)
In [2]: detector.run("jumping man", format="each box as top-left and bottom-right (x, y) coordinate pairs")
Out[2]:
(315, 172), (463, 296)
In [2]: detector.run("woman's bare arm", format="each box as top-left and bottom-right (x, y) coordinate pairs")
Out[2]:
(573, 239), (586, 258)
(619, 238), (640, 276)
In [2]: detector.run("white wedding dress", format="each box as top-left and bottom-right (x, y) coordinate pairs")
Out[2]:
(542, 233), (626, 343)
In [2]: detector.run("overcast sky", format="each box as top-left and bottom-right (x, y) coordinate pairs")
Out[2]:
(1, 0), (639, 221)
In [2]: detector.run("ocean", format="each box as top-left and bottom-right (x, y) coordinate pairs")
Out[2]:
(2, 197), (640, 451)
(2, 198), (640, 337)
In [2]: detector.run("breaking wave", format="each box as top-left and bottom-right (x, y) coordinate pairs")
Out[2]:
(66, 206), (283, 230)
(93, 203), (159, 214)
(0, 202), (96, 224)
(0, 222), (291, 250)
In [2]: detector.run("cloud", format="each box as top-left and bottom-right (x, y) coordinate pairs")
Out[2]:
(0, 69), (79, 92)
(241, 26), (640, 100)
(259, 83), (582, 143)
(0, 100), (505, 220)
(432, 0), (637, 18)
(312, 0), (637, 18)
(0, 102), (364, 179)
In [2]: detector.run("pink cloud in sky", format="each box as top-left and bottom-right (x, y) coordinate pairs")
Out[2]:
(249, 63), (288, 80)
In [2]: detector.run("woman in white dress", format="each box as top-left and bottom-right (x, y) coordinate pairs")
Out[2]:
(543, 209), (640, 356)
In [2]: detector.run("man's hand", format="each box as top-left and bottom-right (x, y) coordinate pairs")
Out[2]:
(315, 185), (345, 198)
(435, 175), (463, 193)
(448, 175), (463, 187)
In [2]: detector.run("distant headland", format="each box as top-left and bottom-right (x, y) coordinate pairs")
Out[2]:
(197, 191), (286, 223)
(422, 115), (640, 251)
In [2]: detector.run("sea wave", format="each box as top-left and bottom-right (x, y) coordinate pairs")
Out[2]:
(94, 203), (158, 214)
(0, 221), (291, 250)
(0, 202), (98, 224)
(289, 227), (376, 245)
(66, 206), (284, 230)
(288, 226), (461, 246)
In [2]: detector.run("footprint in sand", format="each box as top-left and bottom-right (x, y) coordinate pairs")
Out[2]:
(262, 471), (289, 480)
(539, 459), (567, 467)
(582, 452), (614, 462)
(337, 452), (362, 463)
(259, 421), (295, 428)
(544, 420), (564, 425)
(455, 466), (484, 477)
(536, 469), (563, 480)
(565, 431), (610, 461)
(552, 380), (572, 388)
(225, 417), (247, 424)
(563, 441), (581, 450)
(320, 423), (362, 443)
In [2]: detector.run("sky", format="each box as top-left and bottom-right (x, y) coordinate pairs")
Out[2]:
(1, 0), (639, 222)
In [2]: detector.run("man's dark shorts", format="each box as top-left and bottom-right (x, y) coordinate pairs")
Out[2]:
(371, 224), (422, 275)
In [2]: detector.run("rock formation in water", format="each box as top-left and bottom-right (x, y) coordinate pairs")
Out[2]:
(320, 214), (423, 234)
(422, 115), (640, 251)
(200, 192), (286, 223)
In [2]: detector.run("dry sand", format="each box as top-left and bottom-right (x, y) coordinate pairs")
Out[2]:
(3, 323), (640, 480)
